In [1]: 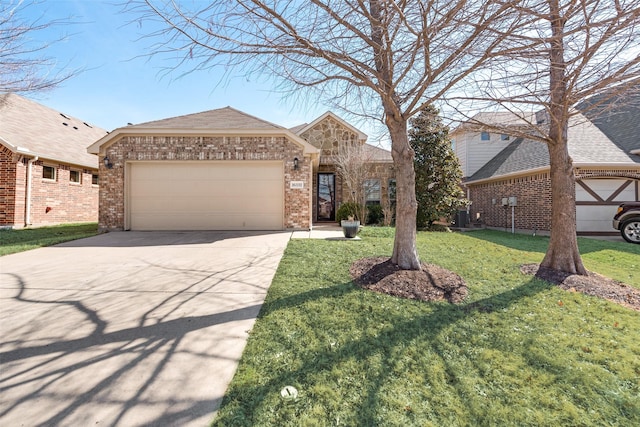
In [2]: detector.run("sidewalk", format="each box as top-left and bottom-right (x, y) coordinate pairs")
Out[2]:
(291, 224), (361, 240)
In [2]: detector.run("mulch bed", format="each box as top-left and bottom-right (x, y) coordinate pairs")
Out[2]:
(349, 256), (468, 304)
(349, 257), (640, 312)
(521, 263), (640, 312)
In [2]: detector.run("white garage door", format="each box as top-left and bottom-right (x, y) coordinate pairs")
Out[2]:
(128, 161), (284, 230)
(576, 178), (638, 233)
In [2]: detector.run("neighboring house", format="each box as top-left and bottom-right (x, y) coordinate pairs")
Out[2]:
(0, 94), (107, 229)
(452, 98), (640, 235)
(87, 107), (393, 231)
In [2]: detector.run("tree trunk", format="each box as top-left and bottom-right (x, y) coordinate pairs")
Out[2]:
(387, 116), (421, 270)
(540, 0), (587, 275)
(540, 139), (587, 275)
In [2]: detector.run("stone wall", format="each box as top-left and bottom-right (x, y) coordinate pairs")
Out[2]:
(99, 134), (311, 231)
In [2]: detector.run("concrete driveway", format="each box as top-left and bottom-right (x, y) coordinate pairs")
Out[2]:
(0, 231), (291, 426)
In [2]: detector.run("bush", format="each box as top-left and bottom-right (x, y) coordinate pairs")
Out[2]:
(336, 202), (362, 222)
(366, 204), (384, 225)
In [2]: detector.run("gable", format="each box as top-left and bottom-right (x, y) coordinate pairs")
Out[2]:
(131, 106), (284, 130)
(87, 106), (319, 159)
(295, 112), (367, 150)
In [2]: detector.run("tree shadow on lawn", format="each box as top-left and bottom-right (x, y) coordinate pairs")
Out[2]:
(213, 276), (622, 425)
(460, 229), (640, 256)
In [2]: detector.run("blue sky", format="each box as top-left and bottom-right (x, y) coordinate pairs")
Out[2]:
(23, 0), (385, 142)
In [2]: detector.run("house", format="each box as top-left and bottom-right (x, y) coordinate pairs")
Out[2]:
(452, 97), (640, 235)
(0, 94), (108, 229)
(87, 107), (394, 232)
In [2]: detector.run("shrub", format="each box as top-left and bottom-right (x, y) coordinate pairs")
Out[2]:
(336, 202), (362, 222)
(366, 204), (384, 225)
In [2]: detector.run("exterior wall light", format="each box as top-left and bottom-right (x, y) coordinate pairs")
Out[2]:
(103, 156), (113, 169)
(293, 157), (299, 170)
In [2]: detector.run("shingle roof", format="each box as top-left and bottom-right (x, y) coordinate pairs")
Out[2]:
(288, 123), (308, 134)
(130, 106), (284, 130)
(468, 112), (640, 182)
(0, 93), (107, 169)
(577, 89), (640, 155)
(468, 138), (549, 181)
(363, 143), (393, 162)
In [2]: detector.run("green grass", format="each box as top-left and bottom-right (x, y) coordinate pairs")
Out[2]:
(213, 228), (640, 426)
(0, 223), (99, 256)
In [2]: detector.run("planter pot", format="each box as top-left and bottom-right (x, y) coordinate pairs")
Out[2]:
(341, 220), (360, 238)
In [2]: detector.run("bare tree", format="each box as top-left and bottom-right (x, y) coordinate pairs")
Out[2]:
(450, 0), (640, 275)
(0, 0), (76, 94)
(332, 140), (375, 222)
(129, 0), (523, 270)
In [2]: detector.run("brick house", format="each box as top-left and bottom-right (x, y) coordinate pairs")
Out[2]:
(452, 99), (640, 235)
(0, 94), (107, 229)
(87, 107), (393, 232)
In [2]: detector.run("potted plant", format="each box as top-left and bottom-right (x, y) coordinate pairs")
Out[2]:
(341, 215), (360, 238)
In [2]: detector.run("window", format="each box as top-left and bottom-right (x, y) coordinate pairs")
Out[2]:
(480, 131), (491, 141)
(388, 179), (396, 202)
(92, 174), (99, 185)
(501, 134), (510, 141)
(70, 170), (81, 183)
(42, 165), (56, 180)
(364, 179), (381, 204)
(451, 139), (456, 151)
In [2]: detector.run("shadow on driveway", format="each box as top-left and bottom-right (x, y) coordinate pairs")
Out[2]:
(0, 231), (291, 426)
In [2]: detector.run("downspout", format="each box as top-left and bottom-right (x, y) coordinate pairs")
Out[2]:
(25, 156), (38, 226)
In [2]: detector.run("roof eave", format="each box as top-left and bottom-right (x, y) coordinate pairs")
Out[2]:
(464, 166), (550, 185)
(465, 161), (640, 185)
(2, 137), (97, 169)
(573, 162), (640, 168)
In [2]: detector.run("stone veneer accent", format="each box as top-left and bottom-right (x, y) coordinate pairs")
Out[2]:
(299, 116), (395, 221)
(99, 135), (311, 231)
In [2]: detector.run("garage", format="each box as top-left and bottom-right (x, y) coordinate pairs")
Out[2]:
(576, 178), (639, 233)
(127, 161), (284, 231)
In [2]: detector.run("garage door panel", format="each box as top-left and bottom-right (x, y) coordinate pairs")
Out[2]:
(131, 213), (283, 231)
(575, 178), (639, 233)
(576, 205), (619, 233)
(129, 161), (284, 230)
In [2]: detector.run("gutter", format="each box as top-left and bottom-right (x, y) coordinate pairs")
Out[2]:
(465, 162), (640, 186)
(25, 156), (38, 226)
(464, 166), (549, 185)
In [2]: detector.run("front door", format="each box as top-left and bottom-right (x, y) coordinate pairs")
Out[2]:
(317, 173), (335, 221)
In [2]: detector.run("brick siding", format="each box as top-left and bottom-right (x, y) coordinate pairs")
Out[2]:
(0, 147), (17, 226)
(99, 135), (311, 231)
(468, 168), (640, 233)
(0, 150), (98, 228)
(468, 172), (552, 232)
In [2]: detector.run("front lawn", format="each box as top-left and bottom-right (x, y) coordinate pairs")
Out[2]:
(213, 229), (639, 426)
(0, 223), (99, 256)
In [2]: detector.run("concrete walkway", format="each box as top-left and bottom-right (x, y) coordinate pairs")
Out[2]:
(292, 224), (359, 240)
(0, 231), (291, 427)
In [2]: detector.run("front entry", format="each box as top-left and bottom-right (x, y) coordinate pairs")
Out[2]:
(317, 173), (336, 221)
